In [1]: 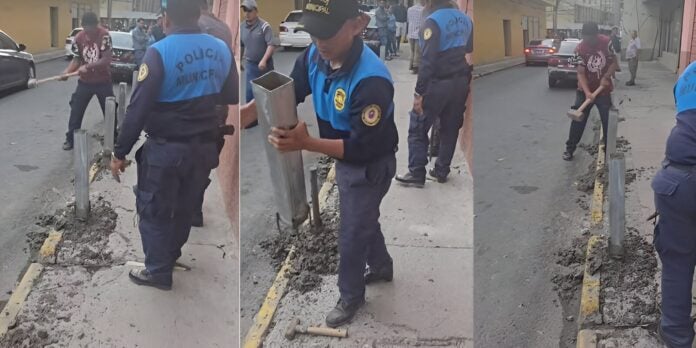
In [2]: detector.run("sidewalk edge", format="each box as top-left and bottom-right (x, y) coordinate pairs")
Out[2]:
(0, 263), (44, 339)
(591, 144), (606, 226)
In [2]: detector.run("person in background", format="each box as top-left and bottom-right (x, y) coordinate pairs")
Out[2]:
(150, 15), (166, 42)
(59, 12), (115, 151)
(131, 18), (149, 67)
(240, 0), (274, 128)
(407, 0), (425, 74)
(386, 7), (398, 60)
(391, 0), (407, 52)
(375, 0), (389, 59)
(625, 30), (640, 86)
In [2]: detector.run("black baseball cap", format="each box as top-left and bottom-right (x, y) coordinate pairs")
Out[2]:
(296, 0), (360, 40)
(582, 22), (599, 36)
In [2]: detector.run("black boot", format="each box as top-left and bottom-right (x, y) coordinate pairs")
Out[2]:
(365, 259), (393, 284)
(562, 151), (574, 161)
(128, 268), (172, 290)
(428, 169), (447, 183)
(62, 141), (73, 151)
(395, 172), (425, 188)
(325, 298), (365, 328)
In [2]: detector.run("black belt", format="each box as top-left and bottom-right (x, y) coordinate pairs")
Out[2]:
(663, 159), (696, 172)
(148, 131), (220, 144)
(434, 69), (471, 81)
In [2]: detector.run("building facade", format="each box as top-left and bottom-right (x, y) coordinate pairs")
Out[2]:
(547, 0), (618, 39)
(0, 0), (98, 54)
(474, 0), (548, 66)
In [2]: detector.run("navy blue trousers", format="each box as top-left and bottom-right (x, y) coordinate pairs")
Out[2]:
(134, 139), (219, 285)
(66, 81), (114, 144)
(335, 154), (396, 304)
(653, 163), (696, 348)
(565, 90), (611, 153)
(408, 75), (469, 178)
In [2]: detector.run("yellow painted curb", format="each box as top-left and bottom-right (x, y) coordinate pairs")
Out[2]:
(0, 263), (44, 339)
(578, 235), (604, 327)
(576, 329), (598, 348)
(38, 230), (63, 264)
(591, 144), (606, 226)
(243, 245), (296, 348)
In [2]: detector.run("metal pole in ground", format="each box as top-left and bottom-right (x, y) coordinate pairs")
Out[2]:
(310, 167), (322, 228)
(117, 82), (127, 128)
(104, 97), (116, 157)
(74, 130), (90, 220)
(608, 153), (626, 259)
(606, 110), (618, 160)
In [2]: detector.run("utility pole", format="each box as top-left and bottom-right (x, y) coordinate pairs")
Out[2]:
(553, 0), (561, 33)
(107, 0), (113, 28)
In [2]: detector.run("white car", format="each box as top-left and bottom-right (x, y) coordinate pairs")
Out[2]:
(64, 27), (83, 59)
(279, 11), (311, 48)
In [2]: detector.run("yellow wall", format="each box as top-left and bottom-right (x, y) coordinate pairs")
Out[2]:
(247, 0), (297, 37)
(0, 0), (76, 54)
(473, 0), (547, 65)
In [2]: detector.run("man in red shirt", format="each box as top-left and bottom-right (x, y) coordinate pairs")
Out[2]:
(563, 22), (618, 161)
(60, 12), (115, 150)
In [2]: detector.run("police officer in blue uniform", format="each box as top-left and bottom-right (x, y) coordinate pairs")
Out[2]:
(652, 61), (696, 348)
(395, 0), (473, 187)
(240, 0), (399, 328)
(110, 0), (237, 290)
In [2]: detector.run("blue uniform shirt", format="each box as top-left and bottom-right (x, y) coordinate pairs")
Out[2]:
(666, 61), (696, 165)
(416, 5), (473, 95)
(114, 27), (237, 160)
(290, 38), (399, 163)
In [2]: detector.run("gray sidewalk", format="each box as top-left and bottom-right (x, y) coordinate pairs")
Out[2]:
(259, 49), (473, 347)
(0, 143), (239, 347)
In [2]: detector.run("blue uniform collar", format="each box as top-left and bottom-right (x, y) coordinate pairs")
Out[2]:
(314, 38), (364, 78)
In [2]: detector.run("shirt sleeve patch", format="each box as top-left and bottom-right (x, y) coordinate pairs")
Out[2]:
(361, 104), (382, 127)
(137, 63), (149, 82)
(423, 28), (432, 40)
(334, 88), (346, 111)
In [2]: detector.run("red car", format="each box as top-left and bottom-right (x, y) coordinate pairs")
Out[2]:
(525, 39), (556, 66)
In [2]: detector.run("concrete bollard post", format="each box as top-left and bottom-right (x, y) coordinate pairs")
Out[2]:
(74, 130), (90, 220)
(310, 167), (322, 228)
(131, 70), (139, 92)
(118, 82), (127, 127)
(104, 97), (117, 157)
(606, 110), (618, 160)
(608, 153), (626, 259)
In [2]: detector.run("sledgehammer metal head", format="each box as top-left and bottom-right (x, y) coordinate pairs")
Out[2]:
(567, 108), (585, 122)
(284, 318), (348, 340)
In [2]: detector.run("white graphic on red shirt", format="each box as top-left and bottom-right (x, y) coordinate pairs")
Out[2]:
(585, 51), (606, 80)
(82, 43), (99, 64)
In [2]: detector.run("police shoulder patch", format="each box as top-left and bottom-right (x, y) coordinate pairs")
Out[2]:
(361, 104), (381, 127)
(137, 63), (149, 82)
(423, 28), (432, 40)
(334, 88), (346, 111)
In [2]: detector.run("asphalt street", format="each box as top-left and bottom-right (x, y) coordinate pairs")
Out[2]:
(473, 65), (598, 347)
(0, 58), (110, 300)
(239, 47), (322, 334)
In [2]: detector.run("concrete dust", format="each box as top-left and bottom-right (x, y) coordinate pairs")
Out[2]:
(315, 156), (334, 185)
(579, 143), (599, 157)
(261, 184), (341, 293)
(596, 327), (663, 347)
(576, 162), (607, 193)
(552, 233), (590, 303)
(601, 230), (659, 327)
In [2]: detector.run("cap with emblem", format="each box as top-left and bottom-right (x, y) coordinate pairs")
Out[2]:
(241, 0), (258, 10)
(297, 0), (360, 40)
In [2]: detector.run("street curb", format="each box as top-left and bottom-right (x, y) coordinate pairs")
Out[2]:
(591, 144), (606, 226)
(242, 163), (337, 348)
(89, 162), (101, 184)
(577, 329), (598, 347)
(473, 60), (525, 80)
(0, 263), (44, 339)
(577, 235), (606, 330)
(38, 230), (63, 264)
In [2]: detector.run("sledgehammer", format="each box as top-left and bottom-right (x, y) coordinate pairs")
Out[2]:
(27, 71), (79, 89)
(567, 85), (605, 122)
(284, 318), (347, 340)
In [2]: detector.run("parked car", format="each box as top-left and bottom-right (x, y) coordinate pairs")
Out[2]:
(65, 28), (83, 59)
(362, 11), (380, 56)
(109, 31), (136, 83)
(279, 11), (312, 48)
(547, 40), (581, 88)
(0, 30), (35, 93)
(524, 39), (555, 66)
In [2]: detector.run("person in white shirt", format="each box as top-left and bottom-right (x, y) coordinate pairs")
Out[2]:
(626, 30), (641, 86)
(406, 0), (425, 73)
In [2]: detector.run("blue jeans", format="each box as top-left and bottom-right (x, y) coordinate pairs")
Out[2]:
(244, 59), (273, 103)
(387, 31), (397, 55)
(565, 90), (611, 153)
(335, 154), (396, 305)
(653, 164), (696, 348)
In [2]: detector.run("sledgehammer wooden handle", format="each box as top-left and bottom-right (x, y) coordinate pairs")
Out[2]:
(36, 71), (79, 84)
(306, 327), (347, 338)
(577, 85), (605, 114)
